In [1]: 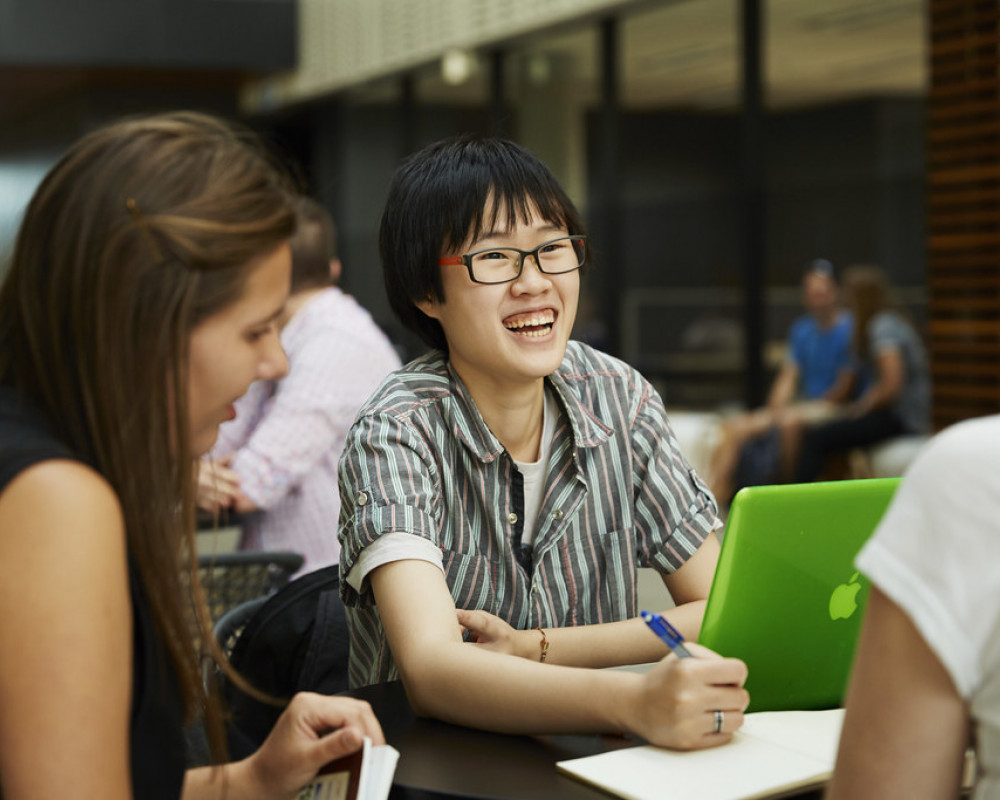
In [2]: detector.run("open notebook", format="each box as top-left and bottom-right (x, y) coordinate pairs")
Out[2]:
(557, 708), (844, 800)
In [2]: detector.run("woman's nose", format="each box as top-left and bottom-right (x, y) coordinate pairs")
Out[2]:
(259, 337), (289, 381)
(511, 252), (550, 293)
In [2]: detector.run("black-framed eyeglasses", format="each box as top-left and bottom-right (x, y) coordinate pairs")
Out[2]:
(438, 235), (587, 285)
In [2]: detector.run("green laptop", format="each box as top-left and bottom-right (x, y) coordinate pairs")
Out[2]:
(698, 477), (900, 712)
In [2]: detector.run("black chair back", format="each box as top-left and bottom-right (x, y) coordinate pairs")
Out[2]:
(197, 550), (303, 622)
(220, 565), (349, 758)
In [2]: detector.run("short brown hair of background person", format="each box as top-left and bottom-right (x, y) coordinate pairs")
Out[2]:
(289, 194), (341, 293)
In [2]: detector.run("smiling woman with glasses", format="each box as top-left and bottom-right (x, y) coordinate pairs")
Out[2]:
(338, 134), (748, 753)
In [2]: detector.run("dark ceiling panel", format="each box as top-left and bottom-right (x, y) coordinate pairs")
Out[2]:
(0, 0), (295, 70)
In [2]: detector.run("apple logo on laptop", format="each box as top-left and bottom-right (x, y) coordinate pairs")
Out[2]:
(829, 571), (862, 620)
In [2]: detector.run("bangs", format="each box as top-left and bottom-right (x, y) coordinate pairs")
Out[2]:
(437, 141), (579, 252)
(456, 187), (571, 249)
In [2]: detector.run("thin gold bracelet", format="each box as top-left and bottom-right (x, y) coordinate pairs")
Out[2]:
(534, 627), (550, 662)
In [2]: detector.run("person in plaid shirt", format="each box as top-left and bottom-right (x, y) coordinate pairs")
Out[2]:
(199, 197), (401, 574)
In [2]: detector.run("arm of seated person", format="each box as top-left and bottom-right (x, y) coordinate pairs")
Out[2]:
(0, 461), (133, 798)
(226, 335), (388, 516)
(458, 534), (718, 668)
(826, 587), (969, 800)
(821, 365), (856, 406)
(766, 362), (800, 415)
(852, 348), (904, 416)
(370, 555), (748, 750)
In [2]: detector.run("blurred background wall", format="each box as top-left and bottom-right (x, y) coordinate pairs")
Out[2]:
(2, 0), (991, 427)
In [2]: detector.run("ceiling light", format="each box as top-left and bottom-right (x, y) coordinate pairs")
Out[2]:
(441, 48), (475, 85)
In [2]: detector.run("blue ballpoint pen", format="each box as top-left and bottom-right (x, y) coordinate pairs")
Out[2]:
(640, 609), (694, 658)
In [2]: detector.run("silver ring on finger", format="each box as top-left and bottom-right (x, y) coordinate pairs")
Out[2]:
(713, 709), (724, 734)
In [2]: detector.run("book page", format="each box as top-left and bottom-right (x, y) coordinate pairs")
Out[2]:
(739, 708), (844, 763)
(365, 744), (401, 800)
(296, 739), (400, 800)
(556, 709), (844, 800)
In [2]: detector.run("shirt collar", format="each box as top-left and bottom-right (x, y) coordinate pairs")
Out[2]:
(443, 354), (614, 463)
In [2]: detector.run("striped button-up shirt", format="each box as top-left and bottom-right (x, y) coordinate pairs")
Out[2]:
(338, 340), (720, 687)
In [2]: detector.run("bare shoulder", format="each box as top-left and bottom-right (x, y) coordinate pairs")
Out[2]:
(0, 459), (126, 578)
(0, 461), (134, 798)
(0, 458), (131, 678)
(0, 458), (122, 521)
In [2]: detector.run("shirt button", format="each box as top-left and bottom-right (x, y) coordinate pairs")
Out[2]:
(552, 509), (563, 520)
(507, 512), (518, 524)
(356, 491), (368, 507)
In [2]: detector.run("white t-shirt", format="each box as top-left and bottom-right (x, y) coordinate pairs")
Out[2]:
(855, 414), (1000, 800)
(511, 387), (558, 548)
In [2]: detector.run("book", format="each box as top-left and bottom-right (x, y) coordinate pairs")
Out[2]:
(296, 737), (400, 800)
(556, 708), (844, 800)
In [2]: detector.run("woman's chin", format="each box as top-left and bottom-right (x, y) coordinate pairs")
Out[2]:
(191, 428), (220, 458)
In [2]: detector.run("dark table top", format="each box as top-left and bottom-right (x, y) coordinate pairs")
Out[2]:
(348, 680), (827, 800)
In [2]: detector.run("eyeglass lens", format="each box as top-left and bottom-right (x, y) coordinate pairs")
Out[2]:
(469, 237), (584, 283)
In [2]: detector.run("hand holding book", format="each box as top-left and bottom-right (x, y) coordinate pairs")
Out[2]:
(298, 737), (400, 800)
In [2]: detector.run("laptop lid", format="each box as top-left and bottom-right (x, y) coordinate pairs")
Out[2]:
(698, 477), (900, 712)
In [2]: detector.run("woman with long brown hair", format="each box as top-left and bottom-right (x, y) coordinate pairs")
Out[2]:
(0, 111), (381, 798)
(793, 263), (930, 482)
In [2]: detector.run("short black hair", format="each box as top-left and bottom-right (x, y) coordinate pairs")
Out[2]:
(379, 134), (589, 352)
(805, 258), (835, 281)
(290, 195), (337, 293)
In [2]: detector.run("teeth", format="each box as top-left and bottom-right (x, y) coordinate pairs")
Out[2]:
(504, 312), (555, 330)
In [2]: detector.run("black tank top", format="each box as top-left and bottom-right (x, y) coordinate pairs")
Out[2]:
(0, 386), (186, 798)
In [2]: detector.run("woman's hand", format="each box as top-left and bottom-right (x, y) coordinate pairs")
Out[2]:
(456, 609), (528, 658)
(237, 693), (385, 798)
(627, 643), (749, 751)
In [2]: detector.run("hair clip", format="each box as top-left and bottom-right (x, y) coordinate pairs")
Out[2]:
(126, 197), (165, 263)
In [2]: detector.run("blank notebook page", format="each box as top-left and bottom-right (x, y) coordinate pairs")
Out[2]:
(556, 708), (845, 800)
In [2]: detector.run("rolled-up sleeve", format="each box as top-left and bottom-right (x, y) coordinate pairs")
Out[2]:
(630, 382), (721, 573)
(338, 409), (442, 604)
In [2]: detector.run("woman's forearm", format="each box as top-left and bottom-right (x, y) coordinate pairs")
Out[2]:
(404, 645), (642, 734)
(858, 350), (904, 413)
(399, 635), (748, 752)
(185, 761), (281, 800)
(509, 601), (705, 668)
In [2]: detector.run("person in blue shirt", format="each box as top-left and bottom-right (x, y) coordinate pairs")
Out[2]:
(706, 260), (854, 506)
(794, 264), (929, 482)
